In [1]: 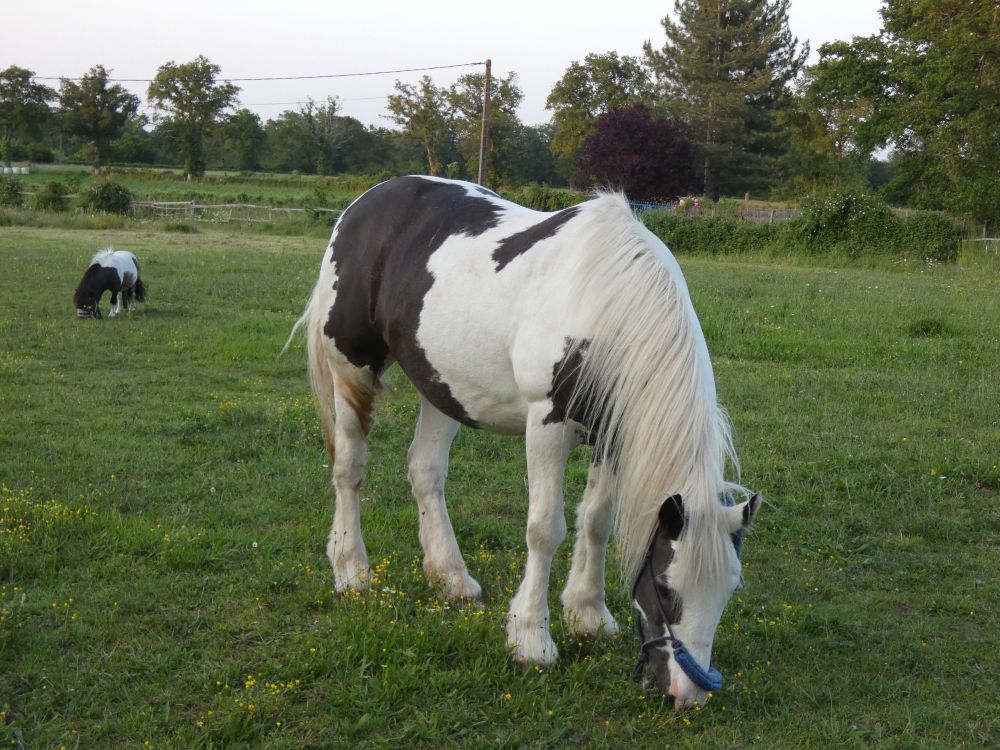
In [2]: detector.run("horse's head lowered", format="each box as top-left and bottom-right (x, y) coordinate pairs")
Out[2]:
(632, 491), (761, 708)
(73, 283), (102, 318)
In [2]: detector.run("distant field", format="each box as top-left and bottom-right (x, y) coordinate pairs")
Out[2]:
(1, 226), (997, 748)
(15, 165), (380, 208)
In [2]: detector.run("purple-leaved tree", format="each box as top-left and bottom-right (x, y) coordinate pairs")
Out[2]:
(576, 103), (695, 201)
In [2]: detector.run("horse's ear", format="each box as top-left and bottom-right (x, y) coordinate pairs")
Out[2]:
(725, 492), (762, 534)
(658, 494), (685, 539)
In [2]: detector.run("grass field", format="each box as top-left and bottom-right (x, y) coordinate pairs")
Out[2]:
(1, 225), (998, 748)
(13, 166), (381, 209)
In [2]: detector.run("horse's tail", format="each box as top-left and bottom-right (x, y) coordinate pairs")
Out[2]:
(133, 278), (147, 302)
(285, 284), (338, 462)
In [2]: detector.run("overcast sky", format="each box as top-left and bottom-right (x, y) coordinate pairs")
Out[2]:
(7, 1), (884, 127)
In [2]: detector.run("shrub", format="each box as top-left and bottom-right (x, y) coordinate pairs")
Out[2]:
(31, 181), (71, 212)
(895, 211), (963, 263)
(503, 184), (588, 212)
(76, 181), (134, 215)
(798, 189), (898, 255)
(641, 210), (781, 255)
(0, 176), (24, 207)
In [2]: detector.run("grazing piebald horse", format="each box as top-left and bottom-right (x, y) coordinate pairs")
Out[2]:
(289, 176), (761, 707)
(74, 248), (146, 318)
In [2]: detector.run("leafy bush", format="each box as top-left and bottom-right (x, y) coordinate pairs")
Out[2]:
(794, 190), (962, 261)
(76, 181), (134, 215)
(895, 211), (963, 262)
(797, 189), (898, 255)
(31, 181), (71, 212)
(642, 210), (781, 255)
(0, 176), (24, 207)
(502, 184), (588, 211)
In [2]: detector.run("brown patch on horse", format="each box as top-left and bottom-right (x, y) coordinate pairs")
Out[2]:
(339, 375), (378, 437)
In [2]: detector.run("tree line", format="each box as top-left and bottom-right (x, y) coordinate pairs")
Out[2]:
(1, 0), (995, 225)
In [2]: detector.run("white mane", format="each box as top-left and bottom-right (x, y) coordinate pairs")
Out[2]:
(90, 248), (117, 265)
(567, 193), (744, 586)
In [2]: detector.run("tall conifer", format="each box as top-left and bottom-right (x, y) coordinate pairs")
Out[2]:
(644, 0), (807, 198)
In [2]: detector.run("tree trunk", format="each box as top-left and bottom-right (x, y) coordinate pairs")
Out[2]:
(425, 143), (440, 176)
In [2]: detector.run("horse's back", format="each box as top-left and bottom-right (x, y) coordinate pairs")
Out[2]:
(93, 249), (139, 289)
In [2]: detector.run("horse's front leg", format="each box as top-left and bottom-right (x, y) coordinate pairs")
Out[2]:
(507, 405), (577, 665)
(108, 291), (120, 317)
(561, 462), (619, 637)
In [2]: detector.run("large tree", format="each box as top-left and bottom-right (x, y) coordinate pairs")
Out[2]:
(506, 123), (560, 186)
(59, 65), (140, 174)
(794, 0), (999, 225)
(146, 56), (239, 178)
(644, 0), (807, 199)
(546, 52), (653, 164)
(576, 103), (695, 200)
(0, 66), (55, 167)
(386, 76), (454, 176)
(448, 70), (523, 187)
(222, 108), (266, 172)
(262, 98), (378, 175)
(780, 37), (892, 194)
(879, 0), (999, 224)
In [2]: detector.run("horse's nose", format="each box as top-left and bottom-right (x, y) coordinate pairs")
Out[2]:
(669, 679), (707, 709)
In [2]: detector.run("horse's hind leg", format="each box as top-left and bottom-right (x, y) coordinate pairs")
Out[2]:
(560, 462), (619, 637)
(408, 396), (481, 601)
(326, 364), (378, 593)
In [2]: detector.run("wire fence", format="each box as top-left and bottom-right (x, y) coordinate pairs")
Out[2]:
(130, 200), (342, 224)
(629, 200), (803, 224)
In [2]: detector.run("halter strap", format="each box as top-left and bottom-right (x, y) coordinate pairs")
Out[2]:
(632, 492), (743, 692)
(631, 552), (723, 692)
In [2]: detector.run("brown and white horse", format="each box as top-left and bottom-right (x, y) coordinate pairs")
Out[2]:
(74, 248), (146, 319)
(288, 176), (761, 707)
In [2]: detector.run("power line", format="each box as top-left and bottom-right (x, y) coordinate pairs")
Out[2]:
(36, 61), (484, 83)
(242, 96), (391, 106)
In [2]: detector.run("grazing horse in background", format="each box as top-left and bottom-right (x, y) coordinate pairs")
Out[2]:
(288, 176), (761, 708)
(74, 248), (146, 318)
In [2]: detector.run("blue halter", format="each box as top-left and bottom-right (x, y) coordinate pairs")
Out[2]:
(631, 551), (724, 692)
(631, 493), (742, 693)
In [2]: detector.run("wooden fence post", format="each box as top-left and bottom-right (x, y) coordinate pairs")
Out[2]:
(477, 59), (492, 187)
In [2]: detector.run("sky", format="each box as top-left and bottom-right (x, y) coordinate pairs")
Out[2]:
(6, 1), (884, 128)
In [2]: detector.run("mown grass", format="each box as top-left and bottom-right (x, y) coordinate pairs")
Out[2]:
(1, 227), (997, 748)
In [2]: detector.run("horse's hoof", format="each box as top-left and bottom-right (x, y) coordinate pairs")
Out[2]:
(506, 618), (559, 666)
(427, 569), (482, 602)
(562, 604), (620, 638)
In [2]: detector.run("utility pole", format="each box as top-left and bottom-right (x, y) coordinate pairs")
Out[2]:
(477, 58), (491, 187)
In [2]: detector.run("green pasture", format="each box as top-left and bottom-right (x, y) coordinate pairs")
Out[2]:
(1, 225), (997, 748)
(15, 166), (379, 208)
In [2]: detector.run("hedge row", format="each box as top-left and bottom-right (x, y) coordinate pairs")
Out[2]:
(641, 190), (965, 263)
(0, 176), (134, 214)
